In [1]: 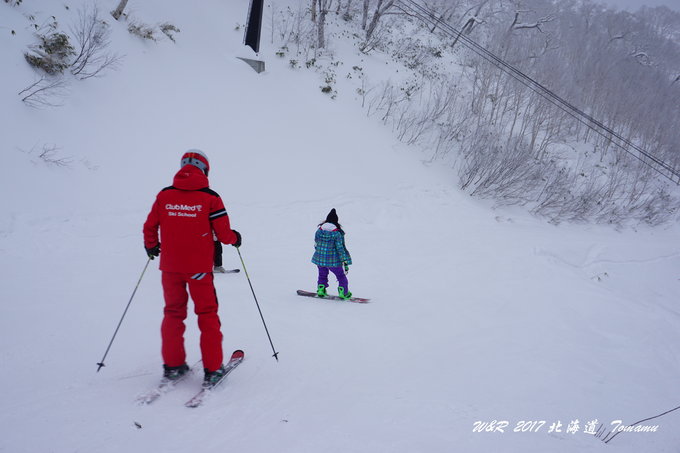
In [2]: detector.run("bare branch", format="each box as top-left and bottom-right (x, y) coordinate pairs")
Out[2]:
(18, 76), (70, 108)
(37, 144), (73, 167)
(17, 143), (73, 167)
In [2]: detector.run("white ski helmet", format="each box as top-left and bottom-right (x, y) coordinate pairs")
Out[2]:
(180, 149), (210, 176)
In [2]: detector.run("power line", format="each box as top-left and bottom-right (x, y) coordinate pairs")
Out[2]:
(395, 0), (680, 185)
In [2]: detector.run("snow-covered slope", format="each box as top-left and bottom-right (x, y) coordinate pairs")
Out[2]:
(1, 1), (679, 452)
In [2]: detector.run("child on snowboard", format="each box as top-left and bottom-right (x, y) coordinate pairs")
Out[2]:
(312, 208), (353, 299)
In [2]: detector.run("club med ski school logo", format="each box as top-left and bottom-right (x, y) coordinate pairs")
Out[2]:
(165, 203), (203, 218)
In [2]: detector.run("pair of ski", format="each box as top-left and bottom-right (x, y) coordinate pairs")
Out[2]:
(136, 350), (244, 408)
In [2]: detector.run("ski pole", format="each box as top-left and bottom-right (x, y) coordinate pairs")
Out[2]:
(236, 247), (280, 361)
(96, 257), (152, 372)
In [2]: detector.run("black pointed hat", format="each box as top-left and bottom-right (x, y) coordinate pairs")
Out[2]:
(325, 208), (338, 224)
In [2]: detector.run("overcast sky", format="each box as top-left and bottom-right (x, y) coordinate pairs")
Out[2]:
(599, 0), (680, 12)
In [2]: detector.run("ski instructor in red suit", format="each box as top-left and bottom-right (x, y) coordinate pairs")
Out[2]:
(143, 149), (241, 386)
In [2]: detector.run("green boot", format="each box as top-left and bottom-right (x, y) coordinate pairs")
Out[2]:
(338, 286), (352, 300)
(317, 284), (328, 297)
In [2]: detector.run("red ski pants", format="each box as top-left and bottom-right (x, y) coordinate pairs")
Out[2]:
(161, 271), (223, 371)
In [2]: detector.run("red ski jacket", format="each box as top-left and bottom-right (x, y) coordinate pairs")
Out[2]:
(143, 165), (239, 273)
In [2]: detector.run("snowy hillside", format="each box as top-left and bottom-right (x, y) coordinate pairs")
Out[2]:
(1, 0), (680, 452)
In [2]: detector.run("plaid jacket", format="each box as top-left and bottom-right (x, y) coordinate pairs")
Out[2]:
(311, 224), (352, 268)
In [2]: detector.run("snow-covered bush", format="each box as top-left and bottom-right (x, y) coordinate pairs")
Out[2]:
(275, 46), (288, 57)
(127, 21), (157, 41)
(159, 23), (180, 43)
(24, 32), (75, 75)
(127, 20), (181, 43)
(320, 68), (337, 98)
(390, 36), (435, 70)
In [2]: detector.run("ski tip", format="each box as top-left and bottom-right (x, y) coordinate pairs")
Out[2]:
(231, 349), (245, 360)
(214, 268), (240, 274)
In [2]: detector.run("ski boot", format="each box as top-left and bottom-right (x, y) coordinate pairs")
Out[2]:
(214, 266), (227, 273)
(163, 363), (190, 381)
(203, 365), (227, 388)
(338, 286), (352, 300)
(317, 284), (328, 298)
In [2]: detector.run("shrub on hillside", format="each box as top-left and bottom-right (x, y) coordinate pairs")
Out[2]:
(159, 23), (180, 43)
(128, 22), (157, 41)
(24, 32), (75, 74)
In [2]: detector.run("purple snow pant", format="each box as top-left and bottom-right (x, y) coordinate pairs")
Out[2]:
(317, 266), (348, 291)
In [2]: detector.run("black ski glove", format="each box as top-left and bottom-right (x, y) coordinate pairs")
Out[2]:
(146, 243), (160, 259)
(232, 230), (242, 248)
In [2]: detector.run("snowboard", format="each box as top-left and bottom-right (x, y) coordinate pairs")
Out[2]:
(296, 289), (370, 303)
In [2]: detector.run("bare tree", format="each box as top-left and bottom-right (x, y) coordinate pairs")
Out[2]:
(450, 0), (489, 49)
(506, 7), (555, 34)
(422, 0), (464, 33)
(358, 0), (396, 52)
(317, 0), (331, 48)
(343, 0), (354, 20)
(70, 5), (122, 79)
(364, 0), (395, 43)
(361, 0), (369, 30)
(111, 0), (129, 21)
